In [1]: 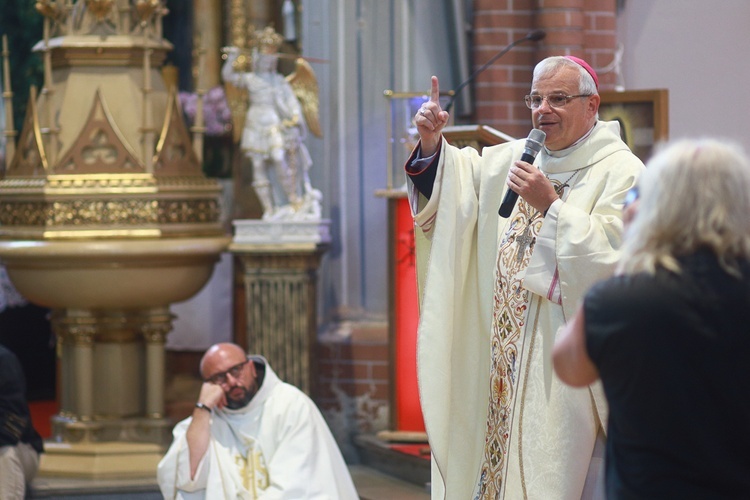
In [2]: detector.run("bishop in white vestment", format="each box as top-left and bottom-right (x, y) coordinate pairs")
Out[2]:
(408, 57), (645, 499)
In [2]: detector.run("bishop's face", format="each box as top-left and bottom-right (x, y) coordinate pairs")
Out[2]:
(530, 66), (600, 151)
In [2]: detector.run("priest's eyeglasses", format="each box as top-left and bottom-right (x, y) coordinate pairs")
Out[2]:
(206, 358), (250, 385)
(524, 94), (592, 109)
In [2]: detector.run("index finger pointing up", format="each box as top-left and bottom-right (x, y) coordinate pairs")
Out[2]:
(430, 76), (440, 104)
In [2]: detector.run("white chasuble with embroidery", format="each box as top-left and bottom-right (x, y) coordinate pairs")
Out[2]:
(410, 121), (645, 500)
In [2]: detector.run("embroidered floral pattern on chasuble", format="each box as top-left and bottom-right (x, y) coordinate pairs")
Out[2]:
(476, 177), (570, 499)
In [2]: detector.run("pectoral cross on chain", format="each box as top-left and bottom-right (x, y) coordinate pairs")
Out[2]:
(515, 224), (534, 264)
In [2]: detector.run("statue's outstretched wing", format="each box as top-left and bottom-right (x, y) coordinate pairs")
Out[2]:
(286, 58), (322, 138)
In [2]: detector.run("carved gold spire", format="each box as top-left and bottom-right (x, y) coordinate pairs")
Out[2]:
(2, 35), (16, 167)
(153, 89), (202, 176)
(7, 86), (48, 176)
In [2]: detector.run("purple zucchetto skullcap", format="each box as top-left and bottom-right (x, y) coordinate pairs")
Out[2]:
(564, 55), (599, 90)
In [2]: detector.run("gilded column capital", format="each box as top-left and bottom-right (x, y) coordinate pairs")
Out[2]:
(142, 323), (170, 344)
(60, 324), (97, 346)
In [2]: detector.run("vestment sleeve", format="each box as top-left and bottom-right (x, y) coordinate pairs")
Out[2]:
(405, 140), (442, 199)
(156, 419), (210, 499)
(530, 150), (644, 321)
(258, 390), (358, 499)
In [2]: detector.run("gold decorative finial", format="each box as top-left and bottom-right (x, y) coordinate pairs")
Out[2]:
(35, 0), (62, 21)
(135, 0), (162, 26)
(85, 0), (115, 22)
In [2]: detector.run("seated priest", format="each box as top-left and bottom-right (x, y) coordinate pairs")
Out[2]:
(157, 342), (358, 499)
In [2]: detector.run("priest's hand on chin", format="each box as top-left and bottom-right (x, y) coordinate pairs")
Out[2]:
(197, 382), (227, 411)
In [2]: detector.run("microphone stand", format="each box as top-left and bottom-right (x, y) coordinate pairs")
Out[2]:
(444, 30), (546, 114)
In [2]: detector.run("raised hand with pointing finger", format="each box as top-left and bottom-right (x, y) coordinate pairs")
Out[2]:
(403, 56), (646, 499)
(414, 76), (450, 157)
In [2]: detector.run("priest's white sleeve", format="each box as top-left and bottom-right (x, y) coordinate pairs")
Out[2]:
(524, 152), (643, 322)
(157, 418), (210, 499)
(258, 385), (358, 499)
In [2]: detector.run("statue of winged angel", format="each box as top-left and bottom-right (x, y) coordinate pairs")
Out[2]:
(222, 26), (323, 221)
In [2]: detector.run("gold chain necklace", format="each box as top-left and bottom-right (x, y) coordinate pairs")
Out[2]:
(514, 169), (582, 263)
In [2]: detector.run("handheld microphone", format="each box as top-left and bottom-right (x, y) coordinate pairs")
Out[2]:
(498, 129), (546, 218)
(445, 30), (546, 114)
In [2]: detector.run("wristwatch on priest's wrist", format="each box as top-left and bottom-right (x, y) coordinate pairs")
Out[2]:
(195, 402), (212, 413)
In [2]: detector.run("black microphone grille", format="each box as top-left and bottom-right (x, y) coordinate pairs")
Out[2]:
(526, 30), (546, 42)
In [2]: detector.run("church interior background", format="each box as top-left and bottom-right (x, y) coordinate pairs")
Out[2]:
(1, 0), (749, 494)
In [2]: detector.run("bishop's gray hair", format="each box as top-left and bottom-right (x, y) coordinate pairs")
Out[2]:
(532, 56), (598, 96)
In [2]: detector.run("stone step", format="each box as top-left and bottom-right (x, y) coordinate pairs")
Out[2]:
(30, 464), (428, 499)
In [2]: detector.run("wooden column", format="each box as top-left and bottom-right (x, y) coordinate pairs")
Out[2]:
(231, 242), (328, 396)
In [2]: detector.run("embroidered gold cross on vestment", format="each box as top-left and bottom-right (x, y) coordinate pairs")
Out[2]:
(515, 224), (534, 263)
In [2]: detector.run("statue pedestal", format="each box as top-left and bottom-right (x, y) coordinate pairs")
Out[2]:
(230, 220), (330, 395)
(233, 219), (331, 245)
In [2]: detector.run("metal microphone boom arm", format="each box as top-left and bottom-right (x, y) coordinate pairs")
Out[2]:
(444, 30), (546, 114)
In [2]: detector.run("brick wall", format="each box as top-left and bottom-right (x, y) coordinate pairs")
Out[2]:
(314, 322), (391, 461)
(315, 322), (390, 425)
(473, 0), (618, 138)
